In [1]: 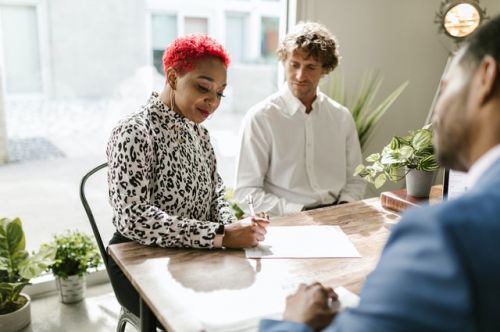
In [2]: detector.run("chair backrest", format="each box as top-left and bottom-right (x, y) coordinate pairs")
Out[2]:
(79, 162), (109, 268)
(80, 162), (141, 331)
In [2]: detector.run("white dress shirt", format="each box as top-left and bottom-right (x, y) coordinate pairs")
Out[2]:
(234, 84), (365, 216)
(467, 144), (500, 187)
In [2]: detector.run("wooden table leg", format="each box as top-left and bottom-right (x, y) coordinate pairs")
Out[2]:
(140, 298), (157, 332)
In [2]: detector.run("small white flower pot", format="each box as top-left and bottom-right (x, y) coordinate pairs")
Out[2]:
(56, 274), (86, 304)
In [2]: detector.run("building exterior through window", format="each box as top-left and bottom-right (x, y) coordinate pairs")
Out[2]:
(147, 0), (283, 113)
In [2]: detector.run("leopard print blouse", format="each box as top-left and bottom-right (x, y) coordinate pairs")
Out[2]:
(106, 92), (235, 248)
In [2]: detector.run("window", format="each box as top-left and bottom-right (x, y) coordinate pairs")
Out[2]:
(0, 4), (42, 94)
(1, 0), (286, 252)
(225, 12), (249, 63)
(261, 16), (279, 61)
(184, 16), (208, 35)
(151, 14), (177, 74)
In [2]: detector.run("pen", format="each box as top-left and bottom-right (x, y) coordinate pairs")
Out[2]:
(246, 194), (256, 217)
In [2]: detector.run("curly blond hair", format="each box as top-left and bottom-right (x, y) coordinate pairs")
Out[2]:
(276, 21), (340, 73)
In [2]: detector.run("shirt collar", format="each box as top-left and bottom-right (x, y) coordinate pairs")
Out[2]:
(280, 83), (322, 116)
(467, 144), (500, 187)
(148, 91), (195, 126)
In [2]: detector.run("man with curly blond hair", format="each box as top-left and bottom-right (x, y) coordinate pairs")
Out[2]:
(234, 22), (365, 216)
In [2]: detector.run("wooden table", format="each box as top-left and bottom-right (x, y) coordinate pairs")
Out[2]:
(108, 198), (399, 332)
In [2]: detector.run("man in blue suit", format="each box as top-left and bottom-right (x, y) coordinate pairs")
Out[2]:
(259, 14), (500, 332)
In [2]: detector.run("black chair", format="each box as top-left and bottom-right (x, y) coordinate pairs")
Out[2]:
(79, 162), (140, 332)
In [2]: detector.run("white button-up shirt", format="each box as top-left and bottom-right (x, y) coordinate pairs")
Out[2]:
(468, 144), (500, 187)
(234, 84), (365, 216)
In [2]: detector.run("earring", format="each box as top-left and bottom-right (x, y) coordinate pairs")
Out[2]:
(170, 90), (175, 113)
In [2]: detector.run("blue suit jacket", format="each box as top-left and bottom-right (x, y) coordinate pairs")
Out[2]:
(260, 159), (500, 332)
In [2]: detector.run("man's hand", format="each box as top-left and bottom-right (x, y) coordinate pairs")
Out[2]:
(283, 283), (339, 331)
(222, 216), (269, 248)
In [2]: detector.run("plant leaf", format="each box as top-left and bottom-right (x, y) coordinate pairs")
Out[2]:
(418, 155), (440, 171)
(374, 174), (387, 188)
(360, 80), (409, 148)
(365, 153), (380, 163)
(19, 244), (56, 280)
(323, 71), (408, 151)
(399, 145), (414, 160)
(354, 164), (366, 176)
(412, 129), (433, 150)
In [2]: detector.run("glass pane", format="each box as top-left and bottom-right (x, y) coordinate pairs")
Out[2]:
(185, 17), (208, 35)
(1, 0), (285, 255)
(225, 12), (248, 63)
(261, 16), (279, 60)
(153, 49), (165, 75)
(1, 5), (42, 94)
(151, 14), (177, 73)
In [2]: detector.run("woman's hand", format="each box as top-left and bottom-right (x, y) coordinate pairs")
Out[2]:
(283, 283), (339, 331)
(222, 216), (269, 248)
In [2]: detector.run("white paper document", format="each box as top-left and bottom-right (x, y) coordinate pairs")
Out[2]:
(202, 286), (359, 332)
(245, 225), (361, 259)
(335, 286), (360, 310)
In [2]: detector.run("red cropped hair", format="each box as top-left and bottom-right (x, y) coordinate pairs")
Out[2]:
(162, 34), (230, 75)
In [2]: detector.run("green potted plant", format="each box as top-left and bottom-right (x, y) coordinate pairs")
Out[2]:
(354, 125), (440, 197)
(0, 217), (56, 332)
(324, 71), (409, 151)
(48, 230), (101, 304)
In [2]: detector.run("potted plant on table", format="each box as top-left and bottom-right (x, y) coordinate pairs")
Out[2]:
(48, 230), (101, 304)
(354, 125), (440, 197)
(0, 217), (56, 332)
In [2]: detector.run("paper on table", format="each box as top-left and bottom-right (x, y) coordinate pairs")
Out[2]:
(245, 225), (361, 258)
(202, 286), (360, 332)
(335, 286), (360, 310)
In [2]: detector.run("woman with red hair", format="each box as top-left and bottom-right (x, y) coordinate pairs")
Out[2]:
(106, 34), (269, 318)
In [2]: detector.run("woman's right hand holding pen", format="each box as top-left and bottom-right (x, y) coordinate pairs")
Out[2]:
(223, 216), (269, 248)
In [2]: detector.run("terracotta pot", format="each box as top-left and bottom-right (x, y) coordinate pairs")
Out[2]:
(0, 293), (31, 332)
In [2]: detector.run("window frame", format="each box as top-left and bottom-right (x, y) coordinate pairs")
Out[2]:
(0, 0), (50, 99)
(145, 0), (283, 67)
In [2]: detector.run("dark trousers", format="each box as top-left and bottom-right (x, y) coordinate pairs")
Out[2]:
(106, 232), (167, 331)
(107, 232), (166, 330)
(107, 232), (141, 316)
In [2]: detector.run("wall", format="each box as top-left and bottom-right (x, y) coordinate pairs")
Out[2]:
(47, 0), (148, 98)
(297, 0), (500, 195)
(0, 68), (6, 164)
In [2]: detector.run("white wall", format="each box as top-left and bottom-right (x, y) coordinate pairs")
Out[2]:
(0, 68), (6, 164)
(297, 0), (500, 195)
(47, 0), (148, 98)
